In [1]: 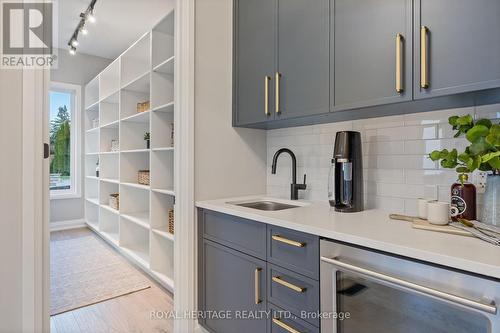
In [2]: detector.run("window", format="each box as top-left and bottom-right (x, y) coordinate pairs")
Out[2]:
(49, 82), (81, 199)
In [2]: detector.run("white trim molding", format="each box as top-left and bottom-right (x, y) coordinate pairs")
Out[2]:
(50, 219), (87, 232)
(174, 0), (196, 332)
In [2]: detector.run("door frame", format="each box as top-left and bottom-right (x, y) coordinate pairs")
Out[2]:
(29, 0), (197, 332)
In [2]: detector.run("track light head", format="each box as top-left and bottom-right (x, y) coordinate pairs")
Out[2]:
(71, 38), (79, 47)
(69, 46), (76, 55)
(80, 26), (88, 35)
(87, 10), (96, 23)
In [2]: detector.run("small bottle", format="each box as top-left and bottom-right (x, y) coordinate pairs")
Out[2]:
(450, 173), (476, 221)
(95, 159), (100, 178)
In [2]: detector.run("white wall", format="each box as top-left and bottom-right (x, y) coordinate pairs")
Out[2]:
(50, 49), (111, 223)
(0, 69), (23, 332)
(194, 0), (267, 200)
(267, 105), (500, 219)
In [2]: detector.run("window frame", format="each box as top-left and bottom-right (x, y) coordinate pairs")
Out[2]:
(49, 81), (82, 200)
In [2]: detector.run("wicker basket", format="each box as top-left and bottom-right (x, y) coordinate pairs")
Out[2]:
(109, 194), (119, 210)
(138, 170), (150, 185)
(136, 101), (150, 113)
(168, 209), (174, 234)
(111, 140), (119, 152)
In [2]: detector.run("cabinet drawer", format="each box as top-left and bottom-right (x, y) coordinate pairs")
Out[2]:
(267, 225), (319, 279)
(268, 264), (320, 327)
(269, 303), (319, 333)
(200, 209), (267, 260)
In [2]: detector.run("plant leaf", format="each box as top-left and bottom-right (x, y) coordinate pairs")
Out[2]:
(429, 150), (442, 161)
(458, 152), (470, 163)
(448, 116), (459, 126)
(488, 156), (500, 169)
(469, 137), (491, 155)
(456, 166), (469, 173)
(476, 118), (492, 128)
(466, 124), (489, 143)
(456, 115), (473, 126)
(482, 151), (500, 163)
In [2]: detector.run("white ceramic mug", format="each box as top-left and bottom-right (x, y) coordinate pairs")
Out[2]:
(417, 198), (436, 219)
(427, 201), (450, 225)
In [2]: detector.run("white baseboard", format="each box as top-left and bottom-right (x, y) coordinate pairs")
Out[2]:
(50, 219), (86, 231)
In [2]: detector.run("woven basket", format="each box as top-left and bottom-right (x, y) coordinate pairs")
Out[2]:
(136, 101), (150, 113)
(138, 170), (150, 185)
(168, 209), (174, 234)
(109, 194), (119, 210)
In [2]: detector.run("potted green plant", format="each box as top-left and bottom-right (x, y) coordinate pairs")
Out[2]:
(429, 114), (499, 224)
(144, 132), (150, 149)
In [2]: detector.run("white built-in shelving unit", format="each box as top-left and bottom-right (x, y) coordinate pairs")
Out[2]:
(84, 10), (175, 292)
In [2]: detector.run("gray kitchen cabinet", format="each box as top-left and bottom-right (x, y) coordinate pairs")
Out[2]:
(233, 0), (276, 125)
(233, 0), (329, 125)
(414, 0), (500, 99)
(333, 0), (413, 111)
(200, 239), (267, 333)
(276, 0), (330, 120)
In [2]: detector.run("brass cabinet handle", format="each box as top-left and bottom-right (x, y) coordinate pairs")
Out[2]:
(420, 26), (429, 89)
(272, 276), (306, 293)
(275, 72), (281, 114)
(272, 235), (306, 247)
(264, 76), (271, 116)
(254, 267), (262, 304)
(396, 33), (404, 93)
(272, 318), (301, 333)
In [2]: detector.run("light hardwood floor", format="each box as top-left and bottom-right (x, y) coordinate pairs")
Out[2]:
(50, 228), (174, 333)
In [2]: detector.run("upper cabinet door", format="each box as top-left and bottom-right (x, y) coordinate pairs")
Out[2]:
(333, 0), (413, 111)
(276, 0), (330, 120)
(415, 0), (500, 99)
(234, 0), (276, 125)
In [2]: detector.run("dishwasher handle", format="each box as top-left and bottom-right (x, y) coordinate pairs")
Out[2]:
(321, 256), (497, 315)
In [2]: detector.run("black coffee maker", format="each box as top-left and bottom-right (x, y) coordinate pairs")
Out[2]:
(328, 131), (363, 212)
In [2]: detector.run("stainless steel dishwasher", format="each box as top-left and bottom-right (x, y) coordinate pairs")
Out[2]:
(320, 239), (499, 333)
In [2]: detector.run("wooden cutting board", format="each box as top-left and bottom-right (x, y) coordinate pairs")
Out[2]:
(389, 214), (473, 237)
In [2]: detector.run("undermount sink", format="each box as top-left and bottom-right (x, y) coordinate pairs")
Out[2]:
(233, 200), (300, 211)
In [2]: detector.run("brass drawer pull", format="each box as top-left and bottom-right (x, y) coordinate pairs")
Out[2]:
(272, 318), (301, 333)
(264, 75), (271, 116)
(395, 33), (404, 93)
(272, 235), (306, 248)
(272, 276), (306, 293)
(254, 267), (262, 304)
(275, 72), (281, 114)
(420, 26), (429, 89)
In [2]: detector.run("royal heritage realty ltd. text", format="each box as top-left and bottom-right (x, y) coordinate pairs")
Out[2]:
(150, 310), (351, 321)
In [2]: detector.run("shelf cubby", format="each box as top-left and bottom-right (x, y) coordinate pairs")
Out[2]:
(120, 150), (150, 185)
(120, 89), (150, 120)
(85, 201), (99, 230)
(100, 207), (119, 244)
(100, 127), (119, 153)
(121, 33), (151, 87)
(84, 103), (99, 131)
(100, 95), (120, 126)
(85, 76), (100, 109)
(85, 154), (99, 177)
(151, 191), (174, 236)
(99, 153), (119, 182)
(151, 150), (173, 192)
(151, 71), (174, 110)
(120, 218), (150, 267)
(120, 184), (150, 227)
(150, 232), (174, 285)
(99, 181), (119, 213)
(85, 177), (99, 203)
(99, 59), (120, 100)
(120, 121), (150, 151)
(152, 12), (174, 68)
(85, 130), (100, 154)
(151, 111), (174, 149)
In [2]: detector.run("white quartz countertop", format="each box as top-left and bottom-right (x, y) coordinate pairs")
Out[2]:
(196, 196), (500, 280)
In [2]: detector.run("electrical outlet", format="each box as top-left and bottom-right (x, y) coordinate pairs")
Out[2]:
(474, 171), (487, 194)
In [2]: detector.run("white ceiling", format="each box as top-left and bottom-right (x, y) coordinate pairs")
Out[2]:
(57, 0), (175, 60)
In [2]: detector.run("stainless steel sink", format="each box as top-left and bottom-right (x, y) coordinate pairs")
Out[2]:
(234, 200), (300, 211)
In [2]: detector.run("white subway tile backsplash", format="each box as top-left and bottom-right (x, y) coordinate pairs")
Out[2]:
(266, 106), (487, 213)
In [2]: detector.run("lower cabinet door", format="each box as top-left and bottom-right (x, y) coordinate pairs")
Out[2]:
(201, 239), (268, 333)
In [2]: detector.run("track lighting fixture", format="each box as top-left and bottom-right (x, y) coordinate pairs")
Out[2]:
(67, 0), (97, 55)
